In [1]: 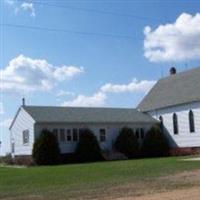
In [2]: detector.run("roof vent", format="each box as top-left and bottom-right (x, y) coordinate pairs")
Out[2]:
(170, 67), (176, 75)
(22, 98), (25, 106)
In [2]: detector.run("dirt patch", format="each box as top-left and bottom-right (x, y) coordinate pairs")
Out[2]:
(72, 169), (200, 200)
(116, 187), (200, 200)
(113, 170), (200, 200)
(159, 169), (200, 184)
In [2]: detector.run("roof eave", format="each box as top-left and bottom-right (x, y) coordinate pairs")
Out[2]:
(140, 99), (200, 113)
(35, 120), (157, 124)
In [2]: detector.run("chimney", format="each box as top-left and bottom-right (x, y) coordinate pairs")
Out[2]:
(170, 67), (176, 75)
(22, 98), (25, 106)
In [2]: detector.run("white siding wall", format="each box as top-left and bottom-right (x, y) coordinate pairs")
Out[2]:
(10, 107), (35, 156)
(148, 101), (200, 148)
(35, 122), (154, 154)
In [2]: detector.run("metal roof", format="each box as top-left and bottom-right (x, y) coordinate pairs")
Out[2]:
(138, 67), (200, 112)
(23, 106), (157, 124)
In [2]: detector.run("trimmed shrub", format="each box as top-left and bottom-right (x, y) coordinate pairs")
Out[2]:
(75, 128), (103, 162)
(32, 129), (60, 165)
(141, 125), (169, 157)
(115, 127), (139, 158)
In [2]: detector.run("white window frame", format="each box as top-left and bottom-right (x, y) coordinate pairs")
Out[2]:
(23, 129), (29, 145)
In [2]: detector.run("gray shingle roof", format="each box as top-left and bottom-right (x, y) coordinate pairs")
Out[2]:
(138, 67), (200, 112)
(23, 106), (157, 124)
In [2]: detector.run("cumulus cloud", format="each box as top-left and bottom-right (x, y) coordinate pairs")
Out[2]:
(0, 55), (84, 93)
(61, 79), (155, 107)
(21, 2), (35, 17)
(62, 92), (106, 107)
(144, 13), (200, 62)
(4, 0), (36, 17)
(56, 90), (75, 97)
(0, 118), (12, 128)
(101, 79), (156, 94)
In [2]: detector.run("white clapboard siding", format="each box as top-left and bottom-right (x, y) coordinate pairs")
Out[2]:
(149, 101), (200, 148)
(10, 107), (35, 156)
(35, 122), (153, 154)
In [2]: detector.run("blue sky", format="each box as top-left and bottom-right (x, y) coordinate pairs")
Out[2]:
(0, 0), (200, 155)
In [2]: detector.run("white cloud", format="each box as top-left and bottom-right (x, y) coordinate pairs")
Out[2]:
(0, 118), (12, 128)
(0, 55), (84, 93)
(101, 79), (156, 94)
(144, 13), (200, 62)
(62, 92), (106, 107)
(54, 66), (84, 81)
(61, 78), (155, 107)
(4, 0), (36, 17)
(0, 103), (4, 114)
(21, 2), (35, 17)
(56, 90), (75, 97)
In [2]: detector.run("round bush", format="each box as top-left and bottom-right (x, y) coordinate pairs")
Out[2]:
(75, 128), (103, 162)
(32, 129), (61, 165)
(115, 127), (139, 158)
(141, 125), (169, 157)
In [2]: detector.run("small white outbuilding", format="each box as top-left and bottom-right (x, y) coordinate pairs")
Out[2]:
(9, 105), (156, 157)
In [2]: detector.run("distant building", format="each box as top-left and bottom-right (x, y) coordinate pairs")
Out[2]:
(9, 66), (200, 157)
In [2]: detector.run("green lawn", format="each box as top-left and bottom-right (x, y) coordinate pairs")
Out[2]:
(0, 157), (200, 200)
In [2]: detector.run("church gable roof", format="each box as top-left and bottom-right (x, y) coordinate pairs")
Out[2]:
(138, 66), (200, 112)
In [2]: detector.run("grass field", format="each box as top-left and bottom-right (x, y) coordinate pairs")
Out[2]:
(0, 157), (200, 200)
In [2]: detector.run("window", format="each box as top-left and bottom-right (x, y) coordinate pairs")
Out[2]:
(159, 116), (163, 127)
(140, 128), (145, 139)
(66, 129), (72, 141)
(135, 128), (140, 139)
(189, 110), (195, 133)
(23, 130), (29, 145)
(100, 129), (106, 142)
(53, 129), (59, 141)
(79, 128), (84, 138)
(173, 113), (179, 135)
(73, 129), (78, 141)
(159, 116), (164, 132)
(11, 143), (15, 153)
(60, 129), (65, 142)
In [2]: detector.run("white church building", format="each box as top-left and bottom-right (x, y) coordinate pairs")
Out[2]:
(9, 67), (200, 157)
(138, 67), (200, 153)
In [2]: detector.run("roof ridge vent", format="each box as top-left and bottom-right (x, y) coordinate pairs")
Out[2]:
(170, 67), (177, 75)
